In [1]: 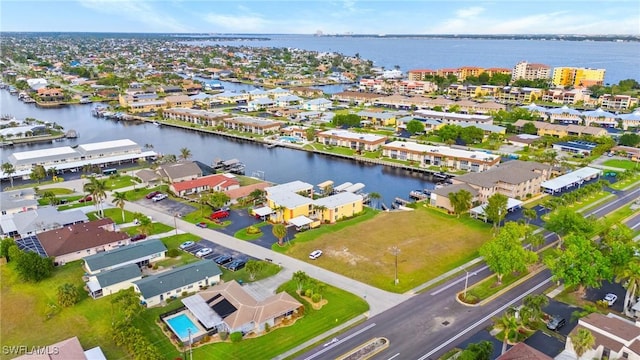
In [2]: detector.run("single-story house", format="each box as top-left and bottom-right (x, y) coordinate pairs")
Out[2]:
(36, 218), (130, 265)
(507, 134), (540, 147)
(84, 239), (167, 274)
(157, 161), (203, 183)
(14, 336), (106, 360)
(170, 173), (240, 196)
(1, 188), (38, 215)
(1, 206), (88, 239)
(133, 260), (222, 307)
(86, 263), (143, 299)
(563, 313), (640, 360)
(497, 343), (552, 360)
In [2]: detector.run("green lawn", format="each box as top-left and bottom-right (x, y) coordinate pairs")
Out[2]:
(121, 222), (174, 236)
(280, 206), (493, 292)
(220, 261), (282, 283)
(89, 208), (138, 224)
(103, 175), (138, 190)
(0, 262), (128, 360)
(36, 187), (73, 196)
(463, 270), (530, 304)
(610, 174), (640, 190)
(602, 159), (639, 170)
(123, 185), (169, 201)
(234, 222), (269, 241)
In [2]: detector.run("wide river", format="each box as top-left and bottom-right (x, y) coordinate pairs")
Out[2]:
(0, 90), (437, 204)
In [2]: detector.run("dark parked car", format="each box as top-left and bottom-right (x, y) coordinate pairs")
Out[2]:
(213, 255), (233, 265)
(78, 195), (93, 203)
(226, 259), (247, 271)
(131, 234), (147, 242)
(546, 315), (566, 331)
(145, 191), (161, 199)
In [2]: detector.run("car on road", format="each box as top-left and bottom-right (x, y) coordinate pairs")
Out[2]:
(213, 255), (233, 265)
(78, 195), (93, 203)
(145, 191), (161, 199)
(130, 234), (147, 242)
(179, 241), (195, 249)
(152, 193), (168, 202)
(309, 250), (323, 260)
(226, 259), (247, 271)
(195, 248), (213, 258)
(210, 209), (230, 220)
(196, 222), (208, 228)
(546, 315), (566, 331)
(603, 293), (618, 306)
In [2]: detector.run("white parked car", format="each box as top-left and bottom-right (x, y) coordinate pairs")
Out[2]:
(179, 241), (195, 250)
(152, 193), (168, 202)
(603, 293), (618, 306)
(195, 247), (213, 258)
(309, 250), (323, 260)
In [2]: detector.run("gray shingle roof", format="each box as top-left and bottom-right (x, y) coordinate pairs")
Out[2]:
(84, 239), (167, 272)
(95, 263), (141, 288)
(133, 260), (222, 299)
(0, 189), (37, 213)
(431, 183), (479, 198)
(455, 160), (550, 188)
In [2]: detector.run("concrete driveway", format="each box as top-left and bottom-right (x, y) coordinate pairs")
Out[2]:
(524, 330), (565, 357)
(543, 299), (582, 337)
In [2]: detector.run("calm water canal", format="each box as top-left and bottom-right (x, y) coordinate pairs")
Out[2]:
(0, 90), (436, 204)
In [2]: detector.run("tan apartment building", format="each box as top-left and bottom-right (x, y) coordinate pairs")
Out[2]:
(223, 116), (283, 135)
(162, 108), (231, 127)
(511, 61), (551, 82)
(414, 109), (494, 125)
(496, 87), (544, 103)
(317, 129), (387, 151)
(541, 88), (591, 105)
(332, 91), (381, 105)
(164, 95), (194, 109)
(407, 69), (437, 81)
(599, 94), (638, 110)
(382, 141), (501, 172)
(513, 120), (609, 137)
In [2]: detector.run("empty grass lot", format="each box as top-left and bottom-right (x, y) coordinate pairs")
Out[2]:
(603, 159), (639, 170)
(283, 205), (492, 293)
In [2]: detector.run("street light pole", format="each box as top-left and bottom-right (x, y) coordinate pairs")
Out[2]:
(463, 270), (469, 299)
(390, 246), (401, 285)
(174, 213), (178, 236)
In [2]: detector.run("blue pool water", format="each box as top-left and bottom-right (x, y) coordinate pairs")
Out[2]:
(279, 136), (301, 143)
(166, 314), (199, 340)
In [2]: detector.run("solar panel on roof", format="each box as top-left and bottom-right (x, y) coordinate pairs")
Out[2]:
(211, 298), (237, 319)
(206, 293), (222, 305)
(15, 236), (48, 257)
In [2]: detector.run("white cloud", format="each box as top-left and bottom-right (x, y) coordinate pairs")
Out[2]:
(78, 0), (190, 32)
(456, 6), (484, 19)
(202, 13), (268, 32)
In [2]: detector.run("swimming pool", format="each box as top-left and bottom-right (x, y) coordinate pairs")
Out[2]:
(279, 136), (302, 143)
(165, 313), (200, 341)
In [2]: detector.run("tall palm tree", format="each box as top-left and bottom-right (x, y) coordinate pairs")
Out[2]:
(1, 162), (16, 188)
(368, 192), (381, 209)
(83, 177), (108, 217)
(450, 189), (472, 218)
(570, 328), (595, 359)
(522, 294), (549, 324)
(179, 147), (192, 161)
(272, 223), (288, 246)
(111, 191), (127, 223)
(493, 313), (519, 355)
(522, 208), (537, 226)
(616, 257), (640, 317)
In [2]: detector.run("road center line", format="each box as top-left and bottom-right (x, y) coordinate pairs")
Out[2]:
(416, 277), (551, 360)
(388, 353), (401, 360)
(302, 323), (377, 360)
(430, 265), (489, 296)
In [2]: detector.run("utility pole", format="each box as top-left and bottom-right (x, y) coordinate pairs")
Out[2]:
(390, 245), (401, 285)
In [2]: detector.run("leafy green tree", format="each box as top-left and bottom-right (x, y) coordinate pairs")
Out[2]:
(245, 259), (264, 281)
(570, 328), (595, 359)
(112, 191), (127, 223)
(522, 294), (549, 325)
(1, 162), (16, 188)
(30, 165), (46, 183)
(57, 283), (79, 307)
(459, 126), (484, 144)
(458, 341), (493, 360)
(522, 208), (537, 226)
(544, 207), (594, 247)
(449, 189), (473, 218)
(305, 128), (316, 142)
(0, 238), (16, 260)
(15, 251), (54, 282)
(272, 223), (288, 246)
(521, 122), (538, 135)
(479, 222), (537, 284)
(493, 313), (519, 355)
(42, 191), (59, 206)
(406, 119), (425, 135)
(437, 124), (461, 142)
(616, 257), (640, 317)
(208, 191), (230, 210)
(545, 234), (612, 295)
(618, 133), (640, 147)
(332, 113), (361, 127)
(484, 193), (508, 231)
(293, 270), (309, 293)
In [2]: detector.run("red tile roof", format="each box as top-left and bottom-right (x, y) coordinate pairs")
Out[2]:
(171, 174), (239, 192)
(497, 342), (553, 360)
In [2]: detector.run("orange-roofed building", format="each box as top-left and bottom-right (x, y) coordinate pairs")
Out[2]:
(170, 173), (240, 196)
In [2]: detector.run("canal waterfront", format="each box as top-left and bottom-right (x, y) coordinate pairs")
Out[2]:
(0, 90), (437, 204)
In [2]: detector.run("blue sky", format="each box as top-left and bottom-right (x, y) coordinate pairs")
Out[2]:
(2, 1), (639, 34)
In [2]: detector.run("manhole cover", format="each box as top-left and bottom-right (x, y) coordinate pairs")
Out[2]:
(442, 321), (450, 326)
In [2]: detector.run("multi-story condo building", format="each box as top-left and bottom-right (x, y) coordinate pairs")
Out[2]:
(162, 108), (231, 126)
(382, 141), (501, 172)
(582, 108), (618, 128)
(317, 129), (387, 151)
(541, 88), (591, 105)
(598, 94), (638, 110)
(496, 87), (544, 103)
(511, 61), (551, 82)
(552, 67), (605, 87)
(414, 109), (493, 125)
(407, 69), (438, 81)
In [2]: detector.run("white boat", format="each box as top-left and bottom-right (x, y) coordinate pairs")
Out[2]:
(153, 121), (161, 126)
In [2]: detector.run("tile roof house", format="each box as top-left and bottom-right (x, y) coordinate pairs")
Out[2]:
(170, 173), (240, 196)
(14, 336), (106, 360)
(497, 342), (552, 360)
(133, 260), (222, 307)
(36, 218), (130, 264)
(564, 313), (640, 360)
(181, 280), (303, 335)
(157, 161), (203, 183)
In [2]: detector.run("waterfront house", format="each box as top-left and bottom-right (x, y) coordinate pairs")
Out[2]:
(86, 263), (142, 299)
(165, 94), (194, 109)
(170, 173), (240, 196)
(133, 260), (222, 307)
(582, 108), (618, 128)
(301, 98), (332, 111)
(0, 188), (38, 215)
(266, 191), (314, 223)
(312, 192), (364, 223)
(180, 280), (303, 336)
(280, 125), (309, 140)
(357, 110), (397, 127)
(14, 336), (106, 360)
(162, 108), (231, 127)
(450, 160), (551, 202)
(36, 87), (65, 102)
(381, 141), (501, 172)
(157, 161), (203, 183)
(223, 116), (283, 135)
(562, 313), (640, 360)
(159, 85), (182, 94)
(214, 91), (250, 104)
(36, 218), (130, 265)
(0, 206), (88, 239)
(248, 89), (269, 100)
(316, 129), (387, 151)
(429, 183), (480, 213)
(331, 91), (381, 105)
(414, 109), (494, 126)
(84, 239), (167, 274)
(267, 87), (292, 98)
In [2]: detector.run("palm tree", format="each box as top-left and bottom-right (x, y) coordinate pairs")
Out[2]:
(522, 208), (537, 226)
(1, 162), (16, 188)
(570, 328), (595, 359)
(83, 177), (108, 217)
(522, 294), (549, 324)
(616, 257), (640, 317)
(111, 192), (127, 223)
(133, 212), (153, 236)
(272, 223), (288, 246)
(179, 147), (192, 161)
(47, 167), (57, 180)
(449, 189), (472, 218)
(493, 313), (519, 355)
(368, 192), (381, 209)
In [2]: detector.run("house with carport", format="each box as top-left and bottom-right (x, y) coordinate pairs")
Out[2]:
(357, 110), (397, 127)
(312, 191), (363, 223)
(84, 239), (167, 274)
(582, 108), (618, 128)
(157, 161), (202, 183)
(302, 98), (332, 111)
(133, 260), (222, 307)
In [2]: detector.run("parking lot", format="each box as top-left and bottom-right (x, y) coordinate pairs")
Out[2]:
(585, 280), (626, 313)
(137, 194), (196, 217)
(180, 238), (258, 270)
